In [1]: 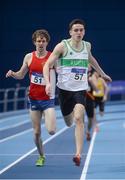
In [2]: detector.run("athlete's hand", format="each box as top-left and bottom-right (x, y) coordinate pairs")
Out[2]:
(45, 83), (52, 97)
(102, 95), (107, 102)
(102, 74), (112, 82)
(6, 70), (15, 78)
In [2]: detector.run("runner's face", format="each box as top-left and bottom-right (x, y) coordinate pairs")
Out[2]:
(70, 24), (85, 42)
(35, 36), (48, 52)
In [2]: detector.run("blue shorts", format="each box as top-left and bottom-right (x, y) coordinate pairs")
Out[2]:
(27, 98), (55, 111)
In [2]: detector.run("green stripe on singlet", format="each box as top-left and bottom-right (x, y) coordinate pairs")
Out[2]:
(60, 58), (88, 67)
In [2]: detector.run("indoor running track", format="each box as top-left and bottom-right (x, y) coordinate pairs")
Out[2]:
(0, 101), (125, 180)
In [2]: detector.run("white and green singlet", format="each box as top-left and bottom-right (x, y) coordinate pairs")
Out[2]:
(56, 39), (89, 91)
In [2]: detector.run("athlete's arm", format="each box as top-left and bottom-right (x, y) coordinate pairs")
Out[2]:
(102, 78), (109, 101)
(43, 42), (64, 96)
(6, 53), (31, 79)
(86, 42), (112, 82)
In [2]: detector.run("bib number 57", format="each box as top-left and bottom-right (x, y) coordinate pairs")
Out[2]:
(74, 73), (83, 80)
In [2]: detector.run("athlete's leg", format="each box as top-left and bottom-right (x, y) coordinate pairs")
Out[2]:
(87, 117), (93, 131)
(58, 88), (74, 127)
(29, 110), (44, 156)
(85, 98), (94, 137)
(93, 108), (99, 132)
(63, 112), (74, 127)
(99, 100), (105, 116)
(73, 103), (85, 156)
(44, 107), (56, 135)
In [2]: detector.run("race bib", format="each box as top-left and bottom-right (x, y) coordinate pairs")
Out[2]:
(70, 68), (87, 81)
(31, 72), (45, 85)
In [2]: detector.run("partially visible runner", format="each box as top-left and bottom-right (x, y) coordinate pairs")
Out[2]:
(6, 29), (56, 167)
(85, 65), (98, 141)
(43, 19), (112, 166)
(93, 70), (109, 117)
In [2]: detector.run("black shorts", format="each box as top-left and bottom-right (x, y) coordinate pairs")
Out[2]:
(58, 88), (86, 116)
(94, 97), (104, 112)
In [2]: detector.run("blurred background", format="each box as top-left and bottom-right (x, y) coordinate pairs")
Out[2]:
(0, 0), (125, 112)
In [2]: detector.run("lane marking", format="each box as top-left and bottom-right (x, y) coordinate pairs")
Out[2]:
(0, 128), (33, 143)
(80, 131), (97, 180)
(1, 152), (125, 156)
(79, 119), (125, 180)
(0, 114), (29, 124)
(0, 126), (68, 175)
(0, 119), (30, 131)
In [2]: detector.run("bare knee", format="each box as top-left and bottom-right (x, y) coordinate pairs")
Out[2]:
(47, 127), (56, 135)
(64, 113), (73, 127)
(65, 120), (73, 127)
(75, 115), (84, 125)
(76, 120), (84, 126)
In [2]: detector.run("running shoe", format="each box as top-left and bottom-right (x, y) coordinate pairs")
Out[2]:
(73, 154), (81, 166)
(36, 155), (45, 167)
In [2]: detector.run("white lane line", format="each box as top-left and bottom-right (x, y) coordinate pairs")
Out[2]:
(1, 152), (125, 156)
(0, 116), (63, 143)
(0, 119), (30, 131)
(0, 114), (29, 124)
(0, 126), (68, 175)
(0, 128), (33, 143)
(0, 122), (51, 143)
(80, 131), (97, 180)
(80, 119), (125, 180)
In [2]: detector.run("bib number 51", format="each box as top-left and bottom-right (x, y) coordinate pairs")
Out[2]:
(34, 76), (42, 84)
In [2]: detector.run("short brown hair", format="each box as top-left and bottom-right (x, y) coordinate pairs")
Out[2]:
(69, 19), (86, 30)
(32, 29), (50, 43)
